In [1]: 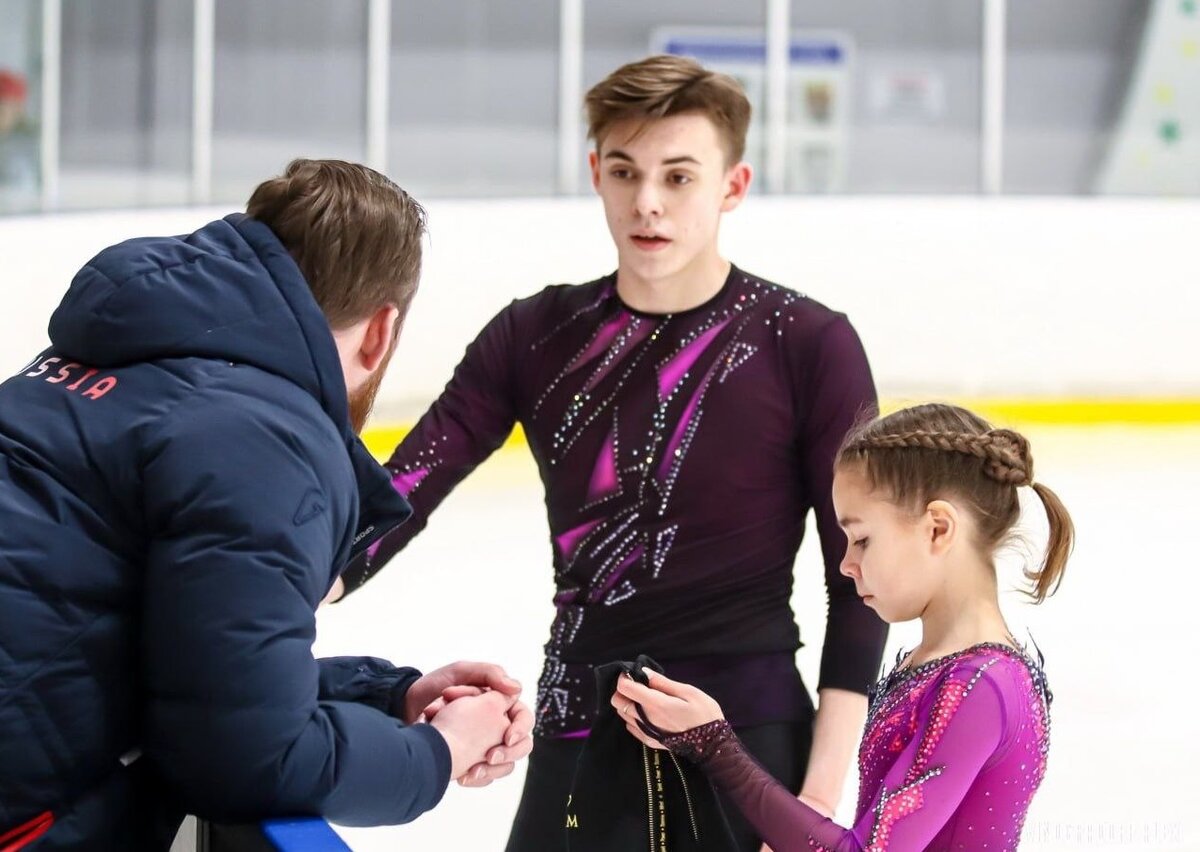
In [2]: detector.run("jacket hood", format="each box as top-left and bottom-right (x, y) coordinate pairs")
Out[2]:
(48, 213), (350, 426)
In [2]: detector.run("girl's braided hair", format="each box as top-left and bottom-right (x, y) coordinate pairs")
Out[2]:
(837, 404), (1072, 602)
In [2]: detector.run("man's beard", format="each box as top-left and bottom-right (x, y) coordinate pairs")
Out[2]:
(348, 337), (398, 435)
(348, 370), (384, 435)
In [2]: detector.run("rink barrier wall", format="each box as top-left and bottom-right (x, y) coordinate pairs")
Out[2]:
(360, 396), (1200, 461)
(196, 818), (350, 851)
(3, 197), (1197, 415)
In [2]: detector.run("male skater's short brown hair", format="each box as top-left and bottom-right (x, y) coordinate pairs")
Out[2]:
(585, 54), (752, 165)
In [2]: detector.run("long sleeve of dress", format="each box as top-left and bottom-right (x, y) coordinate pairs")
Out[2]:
(665, 660), (1011, 851)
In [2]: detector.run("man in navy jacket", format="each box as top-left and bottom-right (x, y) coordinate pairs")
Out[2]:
(0, 159), (531, 850)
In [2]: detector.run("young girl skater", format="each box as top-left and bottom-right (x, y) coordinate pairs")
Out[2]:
(613, 403), (1072, 851)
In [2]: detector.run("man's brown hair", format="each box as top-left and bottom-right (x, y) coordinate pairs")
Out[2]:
(246, 159), (427, 330)
(585, 54), (752, 164)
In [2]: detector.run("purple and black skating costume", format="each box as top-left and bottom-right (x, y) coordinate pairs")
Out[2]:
(663, 643), (1052, 851)
(345, 265), (887, 736)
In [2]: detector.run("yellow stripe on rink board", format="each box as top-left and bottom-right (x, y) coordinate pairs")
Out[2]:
(361, 423), (528, 462)
(361, 399), (1199, 460)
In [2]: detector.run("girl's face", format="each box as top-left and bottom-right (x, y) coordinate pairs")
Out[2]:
(831, 465), (943, 624)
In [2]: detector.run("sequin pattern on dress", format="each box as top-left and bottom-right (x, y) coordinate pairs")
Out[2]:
(663, 643), (1053, 851)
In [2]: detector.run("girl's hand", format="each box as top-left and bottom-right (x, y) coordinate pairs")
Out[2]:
(610, 669), (724, 748)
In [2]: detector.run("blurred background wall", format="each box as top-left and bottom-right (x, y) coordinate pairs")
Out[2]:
(2, 0), (1197, 416)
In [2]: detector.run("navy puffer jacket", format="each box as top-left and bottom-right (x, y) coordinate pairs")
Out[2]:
(0, 214), (449, 850)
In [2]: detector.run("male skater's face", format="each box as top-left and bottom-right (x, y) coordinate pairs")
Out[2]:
(590, 112), (749, 287)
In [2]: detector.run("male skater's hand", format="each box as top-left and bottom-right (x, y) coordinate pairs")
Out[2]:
(428, 689), (518, 782)
(426, 686), (534, 787)
(402, 661), (522, 724)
